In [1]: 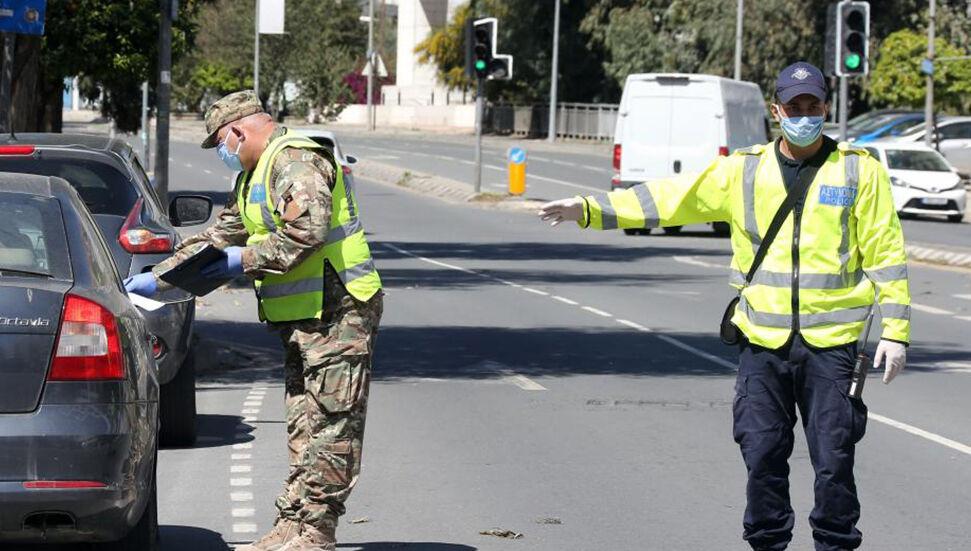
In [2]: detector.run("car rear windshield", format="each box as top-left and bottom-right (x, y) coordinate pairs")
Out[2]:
(0, 192), (71, 279)
(0, 157), (136, 216)
(885, 149), (952, 172)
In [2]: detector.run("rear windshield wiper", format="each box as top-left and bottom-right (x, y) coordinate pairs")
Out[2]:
(0, 267), (52, 278)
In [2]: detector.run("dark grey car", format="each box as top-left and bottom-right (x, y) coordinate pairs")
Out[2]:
(0, 173), (158, 548)
(0, 134), (210, 446)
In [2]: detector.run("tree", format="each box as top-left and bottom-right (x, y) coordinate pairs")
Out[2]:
(868, 29), (971, 113)
(1, 0), (206, 133)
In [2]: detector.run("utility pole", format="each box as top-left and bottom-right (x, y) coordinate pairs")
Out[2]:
(924, 0), (935, 148)
(546, 0), (560, 143)
(0, 33), (15, 134)
(734, 0), (743, 80)
(156, 0), (174, 203)
(254, 0), (261, 99)
(366, 0), (375, 131)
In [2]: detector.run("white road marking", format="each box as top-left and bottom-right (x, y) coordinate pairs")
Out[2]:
(233, 523), (258, 534)
(185, 163), (192, 168)
(232, 453), (252, 461)
(956, 316), (971, 322)
(243, 401), (263, 407)
(910, 303), (954, 315)
(233, 442), (253, 450)
(954, 294), (971, 301)
(242, 408), (260, 414)
(522, 287), (549, 296)
(204, 169), (212, 175)
(231, 465), (252, 473)
(581, 306), (612, 317)
(911, 361), (971, 374)
(232, 508), (256, 518)
(673, 256), (729, 269)
(616, 319), (651, 332)
(654, 334), (736, 370)
(243, 416), (258, 422)
(868, 413), (971, 456)
(504, 373), (548, 391)
(551, 295), (579, 305)
(230, 478), (252, 487)
(231, 492), (254, 502)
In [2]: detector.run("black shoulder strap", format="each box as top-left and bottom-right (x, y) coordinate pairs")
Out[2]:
(743, 142), (832, 286)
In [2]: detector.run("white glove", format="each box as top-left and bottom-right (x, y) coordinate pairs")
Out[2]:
(873, 339), (906, 384)
(538, 197), (584, 226)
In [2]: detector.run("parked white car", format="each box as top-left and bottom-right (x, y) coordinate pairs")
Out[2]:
(862, 141), (966, 223)
(890, 116), (971, 177)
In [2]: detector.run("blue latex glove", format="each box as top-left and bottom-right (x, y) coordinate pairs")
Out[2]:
(201, 246), (245, 279)
(124, 272), (158, 297)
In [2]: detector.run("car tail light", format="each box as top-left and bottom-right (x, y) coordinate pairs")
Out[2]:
(0, 145), (36, 155)
(612, 144), (622, 171)
(119, 198), (173, 253)
(23, 480), (107, 489)
(719, 146), (730, 156)
(49, 294), (125, 381)
(151, 335), (164, 359)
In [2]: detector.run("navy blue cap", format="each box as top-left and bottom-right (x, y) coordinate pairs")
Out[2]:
(775, 62), (828, 103)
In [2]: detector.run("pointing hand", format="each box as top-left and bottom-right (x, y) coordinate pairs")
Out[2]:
(538, 197), (584, 226)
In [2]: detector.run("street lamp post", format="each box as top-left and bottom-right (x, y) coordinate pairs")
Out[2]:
(924, 0), (935, 148)
(734, 0), (743, 80)
(547, 0), (560, 143)
(366, 0), (375, 131)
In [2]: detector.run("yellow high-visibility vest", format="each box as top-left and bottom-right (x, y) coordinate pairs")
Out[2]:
(581, 141), (910, 349)
(237, 132), (381, 323)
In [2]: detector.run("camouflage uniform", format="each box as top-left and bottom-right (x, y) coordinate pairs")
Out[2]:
(151, 92), (382, 539)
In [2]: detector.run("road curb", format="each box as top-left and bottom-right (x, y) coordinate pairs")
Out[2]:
(355, 158), (544, 213)
(906, 242), (971, 269)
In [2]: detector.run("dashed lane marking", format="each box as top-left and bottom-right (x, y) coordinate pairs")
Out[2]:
(231, 492), (254, 502)
(204, 169), (212, 174)
(552, 295), (579, 306)
(910, 303), (955, 315)
(954, 294), (971, 301)
(233, 442), (253, 450)
(673, 256), (729, 269)
(522, 287), (549, 296)
(231, 465), (252, 474)
(504, 373), (548, 391)
(382, 241), (971, 457)
(581, 306), (612, 318)
(230, 478), (252, 487)
(232, 508), (256, 518)
(232, 523), (258, 534)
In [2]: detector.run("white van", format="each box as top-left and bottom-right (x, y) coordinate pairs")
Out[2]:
(612, 73), (769, 235)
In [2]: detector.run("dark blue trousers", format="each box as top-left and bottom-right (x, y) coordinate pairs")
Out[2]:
(733, 336), (868, 551)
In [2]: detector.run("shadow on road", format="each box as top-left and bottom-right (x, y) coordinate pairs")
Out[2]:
(338, 544), (477, 551)
(161, 525), (231, 550)
(165, 413), (254, 450)
(377, 240), (728, 263)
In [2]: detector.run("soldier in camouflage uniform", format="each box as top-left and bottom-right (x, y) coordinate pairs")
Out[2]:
(128, 91), (383, 551)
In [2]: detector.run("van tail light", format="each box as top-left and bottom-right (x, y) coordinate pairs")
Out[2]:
(49, 294), (125, 381)
(612, 144), (622, 171)
(23, 480), (107, 489)
(611, 174), (623, 188)
(719, 146), (730, 156)
(0, 145), (36, 155)
(119, 198), (173, 254)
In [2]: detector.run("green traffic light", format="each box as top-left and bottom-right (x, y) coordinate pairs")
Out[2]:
(475, 60), (487, 71)
(845, 53), (862, 70)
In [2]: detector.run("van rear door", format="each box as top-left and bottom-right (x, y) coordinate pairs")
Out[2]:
(668, 93), (721, 176)
(620, 79), (673, 182)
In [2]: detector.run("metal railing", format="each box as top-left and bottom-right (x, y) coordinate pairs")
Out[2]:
(486, 102), (619, 141)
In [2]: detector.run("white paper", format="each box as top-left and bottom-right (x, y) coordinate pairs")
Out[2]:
(128, 293), (166, 312)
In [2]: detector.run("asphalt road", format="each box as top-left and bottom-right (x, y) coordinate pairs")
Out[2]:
(110, 130), (971, 550)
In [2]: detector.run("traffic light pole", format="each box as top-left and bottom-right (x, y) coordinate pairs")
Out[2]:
(473, 77), (484, 194)
(924, 0), (935, 148)
(156, 0), (173, 204)
(838, 76), (848, 142)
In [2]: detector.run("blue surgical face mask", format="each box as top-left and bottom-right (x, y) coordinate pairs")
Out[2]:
(779, 114), (825, 147)
(217, 133), (244, 172)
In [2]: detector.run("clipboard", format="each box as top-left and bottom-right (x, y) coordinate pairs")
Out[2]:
(157, 244), (232, 296)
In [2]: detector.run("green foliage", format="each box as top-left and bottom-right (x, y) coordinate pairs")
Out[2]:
(173, 0), (365, 121)
(415, 3), (474, 90)
(41, 0), (205, 132)
(869, 29), (971, 112)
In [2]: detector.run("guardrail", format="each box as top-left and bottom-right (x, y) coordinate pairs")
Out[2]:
(486, 102), (619, 141)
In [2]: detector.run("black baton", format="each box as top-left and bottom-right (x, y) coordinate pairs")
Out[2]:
(848, 310), (875, 399)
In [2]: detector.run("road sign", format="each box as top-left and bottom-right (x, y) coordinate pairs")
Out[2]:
(258, 0), (285, 34)
(508, 147), (526, 164)
(921, 58), (934, 76)
(508, 146), (526, 195)
(0, 0), (46, 36)
(362, 53), (388, 78)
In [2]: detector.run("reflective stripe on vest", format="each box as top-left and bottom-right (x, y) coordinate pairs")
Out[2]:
(737, 295), (870, 328)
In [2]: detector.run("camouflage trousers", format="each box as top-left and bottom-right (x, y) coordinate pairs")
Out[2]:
(273, 289), (383, 531)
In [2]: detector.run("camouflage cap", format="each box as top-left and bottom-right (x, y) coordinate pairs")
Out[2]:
(200, 90), (264, 149)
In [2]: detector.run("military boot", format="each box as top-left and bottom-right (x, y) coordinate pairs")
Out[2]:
(276, 524), (337, 551)
(235, 518), (300, 551)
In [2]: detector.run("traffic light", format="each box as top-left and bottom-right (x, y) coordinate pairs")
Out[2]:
(464, 17), (513, 81)
(826, 1), (869, 77)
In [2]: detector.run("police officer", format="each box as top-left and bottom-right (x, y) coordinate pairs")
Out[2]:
(126, 90), (383, 551)
(538, 63), (910, 550)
